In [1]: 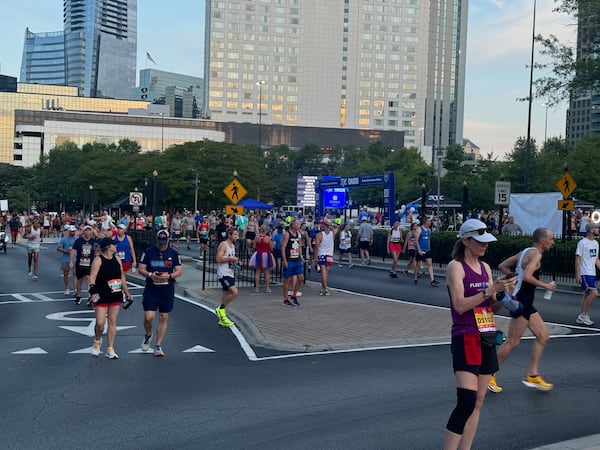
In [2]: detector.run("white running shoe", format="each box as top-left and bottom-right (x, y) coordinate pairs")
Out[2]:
(105, 347), (119, 359)
(64, 289), (71, 296)
(141, 334), (152, 352)
(576, 313), (594, 326)
(92, 339), (102, 357)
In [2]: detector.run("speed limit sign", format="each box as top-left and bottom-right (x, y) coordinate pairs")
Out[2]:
(494, 181), (511, 206)
(129, 191), (144, 206)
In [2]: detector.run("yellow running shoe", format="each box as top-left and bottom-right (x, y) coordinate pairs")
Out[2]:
(522, 374), (553, 391)
(218, 315), (235, 327)
(487, 374), (503, 393)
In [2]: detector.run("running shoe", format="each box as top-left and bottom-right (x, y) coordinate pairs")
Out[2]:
(28, 271), (32, 277)
(265, 287), (272, 293)
(254, 287), (260, 293)
(367, 259), (371, 265)
(403, 270), (409, 277)
(291, 295), (300, 306)
(487, 374), (503, 393)
(92, 339), (102, 357)
(74, 295), (81, 305)
(32, 274), (38, 280)
(141, 334), (152, 352)
(414, 279), (418, 284)
(323, 289), (331, 296)
(64, 289), (70, 296)
(283, 299), (295, 307)
(105, 347), (119, 359)
(576, 313), (594, 326)
(349, 264), (355, 269)
(86, 298), (93, 307)
(339, 264), (343, 268)
(154, 345), (165, 357)
(218, 315), (235, 327)
(431, 280), (440, 287)
(522, 374), (553, 391)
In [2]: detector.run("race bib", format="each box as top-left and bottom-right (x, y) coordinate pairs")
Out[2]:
(116, 251), (125, 260)
(108, 278), (122, 293)
(473, 306), (496, 333)
(80, 257), (91, 267)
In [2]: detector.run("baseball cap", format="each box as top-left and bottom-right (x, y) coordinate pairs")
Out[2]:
(83, 225), (92, 230)
(68, 225), (77, 231)
(64, 224), (70, 231)
(117, 223), (127, 230)
(156, 230), (169, 241)
(585, 222), (600, 232)
(99, 237), (114, 249)
(361, 216), (368, 221)
(457, 219), (497, 243)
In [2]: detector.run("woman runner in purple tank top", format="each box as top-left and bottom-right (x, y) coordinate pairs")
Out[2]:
(443, 219), (516, 450)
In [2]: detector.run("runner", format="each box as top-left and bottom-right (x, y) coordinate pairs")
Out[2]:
(215, 228), (240, 327)
(57, 225), (77, 295)
(70, 225), (99, 305)
(23, 217), (42, 280)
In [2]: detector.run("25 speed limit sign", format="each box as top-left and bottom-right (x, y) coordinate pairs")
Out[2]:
(495, 181), (511, 206)
(129, 191), (144, 206)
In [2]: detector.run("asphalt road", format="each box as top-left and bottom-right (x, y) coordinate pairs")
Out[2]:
(2, 242), (600, 449)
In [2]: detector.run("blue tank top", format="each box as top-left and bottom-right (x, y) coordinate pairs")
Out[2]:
(114, 235), (132, 263)
(418, 226), (431, 252)
(450, 261), (495, 337)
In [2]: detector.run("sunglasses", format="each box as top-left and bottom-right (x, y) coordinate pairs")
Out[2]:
(463, 228), (487, 237)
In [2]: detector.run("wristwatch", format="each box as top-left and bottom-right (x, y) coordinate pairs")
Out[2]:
(482, 289), (490, 300)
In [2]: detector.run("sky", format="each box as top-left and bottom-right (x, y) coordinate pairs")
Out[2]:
(0, 0), (576, 160)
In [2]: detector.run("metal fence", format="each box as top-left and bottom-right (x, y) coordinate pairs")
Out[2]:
(129, 230), (284, 290)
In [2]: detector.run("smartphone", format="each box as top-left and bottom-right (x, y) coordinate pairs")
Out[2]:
(506, 272), (517, 279)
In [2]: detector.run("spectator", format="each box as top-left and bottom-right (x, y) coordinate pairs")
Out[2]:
(501, 215), (523, 236)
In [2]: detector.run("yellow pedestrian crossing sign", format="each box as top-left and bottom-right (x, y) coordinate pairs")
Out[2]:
(556, 172), (576, 198)
(223, 179), (247, 204)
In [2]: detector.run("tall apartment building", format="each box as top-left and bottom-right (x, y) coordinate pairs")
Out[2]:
(204, 0), (467, 163)
(565, 1), (600, 147)
(20, 0), (137, 99)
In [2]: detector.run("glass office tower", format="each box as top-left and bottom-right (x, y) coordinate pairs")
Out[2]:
(20, 0), (137, 99)
(204, 0), (467, 162)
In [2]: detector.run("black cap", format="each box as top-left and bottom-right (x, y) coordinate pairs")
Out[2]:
(99, 237), (114, 249)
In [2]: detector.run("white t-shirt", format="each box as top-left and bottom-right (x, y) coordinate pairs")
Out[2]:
(339, 230), (352, 250)
(576, 237), (599, 276)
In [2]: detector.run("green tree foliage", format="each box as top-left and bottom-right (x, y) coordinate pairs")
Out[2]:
(535, 0), (600, 105)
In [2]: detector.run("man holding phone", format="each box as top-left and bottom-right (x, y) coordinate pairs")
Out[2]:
(137, 230), (182, 357)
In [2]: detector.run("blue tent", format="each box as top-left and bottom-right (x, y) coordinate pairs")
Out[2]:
(236, 198), (273, 210)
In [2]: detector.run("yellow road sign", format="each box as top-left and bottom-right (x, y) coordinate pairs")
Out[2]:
(557, 199), (574, 211)
(223, 179), (248, 204)
(556, 172), (576, 198)
(225, 205), (245, 215)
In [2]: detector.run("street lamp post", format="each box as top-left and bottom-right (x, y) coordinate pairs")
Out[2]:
(160, 112), (164, 152)
(188, 168), (199, 213)
(542, 103), (549, 146)
(152, 170), (158, 228)
(256, 81), (265, 153)
(462, 181), (468, 223)
(436, 149), (443, 225)
(524, 0), (537, 192)
(89, 185), (94, 219)
(418, 127), (424, 156)
(421, 183), (427, 221)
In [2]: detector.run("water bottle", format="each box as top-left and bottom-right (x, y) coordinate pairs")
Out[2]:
(497, 293), (523, 313)
(544, 281), (556, 300)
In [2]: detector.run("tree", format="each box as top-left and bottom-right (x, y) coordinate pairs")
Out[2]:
(534, 0), (600, 105)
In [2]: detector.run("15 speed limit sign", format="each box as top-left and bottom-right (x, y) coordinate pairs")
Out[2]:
(494, 181), (511, 206)
(129, 191), (144, 206)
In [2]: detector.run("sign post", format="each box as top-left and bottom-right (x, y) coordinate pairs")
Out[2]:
(556, 171), (577, 242)
(223, 179), (248, 214)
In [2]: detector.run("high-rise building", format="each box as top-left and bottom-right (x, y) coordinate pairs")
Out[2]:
(133, 69), (204, 118)
(20, 0), (137, 99)
(203, 0), (467, 163)
(565, 1), (600, 147)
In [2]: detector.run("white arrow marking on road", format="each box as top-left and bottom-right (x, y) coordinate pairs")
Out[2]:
(183, 345), (215, 353)
(129, 348), (155, 354)
(12, 347), (48, 354)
